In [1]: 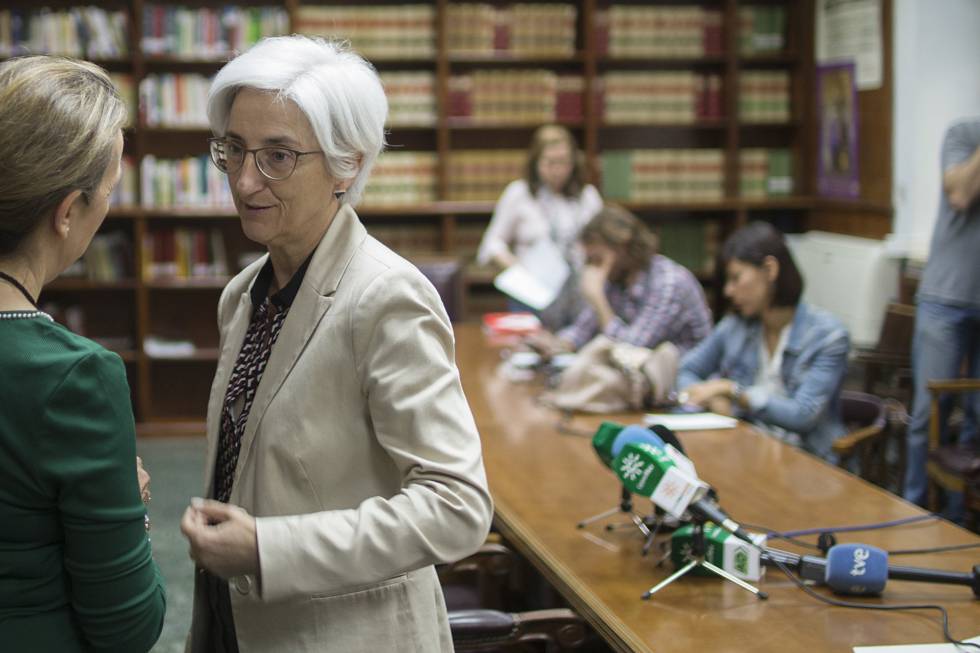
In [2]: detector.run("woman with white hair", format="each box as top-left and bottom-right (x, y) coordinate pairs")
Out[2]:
(178, 36), (493, 652)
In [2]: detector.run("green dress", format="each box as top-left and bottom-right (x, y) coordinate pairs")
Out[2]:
(0, 311), (166, 652)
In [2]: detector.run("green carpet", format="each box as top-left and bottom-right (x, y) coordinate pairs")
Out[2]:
(136, 437), (206, 653)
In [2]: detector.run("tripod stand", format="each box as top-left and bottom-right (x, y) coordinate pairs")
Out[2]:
(641, 520), (768, 601)
(577, 486), (655, 539)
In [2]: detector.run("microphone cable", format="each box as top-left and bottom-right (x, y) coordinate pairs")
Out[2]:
(766, 514), (939, 539)
(761, 551), (980, 652)
(729, 520), (980, 651)
(740, 514), (942, 552)
(889, 542), (980, 556)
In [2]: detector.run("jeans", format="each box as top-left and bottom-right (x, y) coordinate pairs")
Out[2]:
(903, 300), (980, 514)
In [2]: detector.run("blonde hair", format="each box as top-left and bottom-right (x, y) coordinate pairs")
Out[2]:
(525, 124), (587, 197)
(0, 56), (126, 255)
(208, 36), (387, 206)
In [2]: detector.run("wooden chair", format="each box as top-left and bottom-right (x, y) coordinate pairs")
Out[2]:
(416, 257), (465, 322)
(438, 536), (517, 611)
(440, 539), (588, 652)
(965, 470), (980, 533)
(448, 608), (587, 652)
(851, 302), (915, 402)
(925, 378), (980, 516)
(833, 390), (905, 491)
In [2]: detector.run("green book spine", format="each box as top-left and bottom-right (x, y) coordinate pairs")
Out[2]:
(601, 150), (633, 200)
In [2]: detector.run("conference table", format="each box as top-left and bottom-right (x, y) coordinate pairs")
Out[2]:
(453, 324), (980, 652)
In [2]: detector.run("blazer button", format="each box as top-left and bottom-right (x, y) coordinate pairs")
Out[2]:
(233, 575), (253, 596)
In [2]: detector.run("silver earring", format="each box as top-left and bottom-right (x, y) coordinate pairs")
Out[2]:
(334, 190), (346, 200)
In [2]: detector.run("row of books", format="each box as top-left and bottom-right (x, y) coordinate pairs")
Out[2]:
(448, 71), (584, 124)
(142, 228), (229, 280)
(38, 302), (135, 352)
(62, 232), (133, 281)
(381, 72), (438, 127)
(0, 8), (128, 59)
(738, 6), (788, 55)
(295, 5), (435, 60)
(367, 225), (442, 255)
(110, 74), (137, 126)
(447, 150), (526, 202)
(119, 149), (796, 210)
(141, 5), (288, 59)
(739, 71), (792, 123)
(595, 6), (723, 59)
(2, 5), (787, 64)
(599, 72), (723, 124)
(135, 70), (444, 129)
(363, 152), (439, 206)
(739, 148), (794, 198)
(140, 156), (234, 209)
(445, 4), (577, 57)
(601, 149), (726, 203)
(657, 220), (720, 275)
(139, 74), (211, 128)
(110, 157), (139, 208)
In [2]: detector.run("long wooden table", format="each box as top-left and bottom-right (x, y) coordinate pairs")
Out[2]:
(455, 324), (980, 652)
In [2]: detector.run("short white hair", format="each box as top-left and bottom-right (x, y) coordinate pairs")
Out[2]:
(208, 35), (388, 206)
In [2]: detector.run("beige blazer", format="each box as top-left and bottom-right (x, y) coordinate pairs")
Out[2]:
(187, 206), (493, 652)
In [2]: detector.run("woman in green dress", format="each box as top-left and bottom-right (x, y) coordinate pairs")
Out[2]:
(0, 56), (166, 652)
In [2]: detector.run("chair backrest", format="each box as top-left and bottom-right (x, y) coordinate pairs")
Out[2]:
(415, 257), (464, 322)
(449, 608), (586, 652)
(840, 390), (887, 431)
(873, 303), (915, 357)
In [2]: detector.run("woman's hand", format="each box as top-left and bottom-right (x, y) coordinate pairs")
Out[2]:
(579, 251), (614, 305)
(136, 456), (151, 505)
(681, 379), (736, 408)
(524, 330), (572, 359)
(181, 498), (259, 580)
(492, 249), (518, 270)
(579, 249), (617, 327)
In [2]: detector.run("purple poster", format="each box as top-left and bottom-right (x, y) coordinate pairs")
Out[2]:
(816, 62), (859, 198)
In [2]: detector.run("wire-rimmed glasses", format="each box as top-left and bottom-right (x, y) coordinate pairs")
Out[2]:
(208, 137), (322, 181)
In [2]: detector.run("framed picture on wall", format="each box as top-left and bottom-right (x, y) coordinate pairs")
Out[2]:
(816, 61), (859, 198)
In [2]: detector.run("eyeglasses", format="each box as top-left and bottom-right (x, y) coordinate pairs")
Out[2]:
(208, 137), (322, 181)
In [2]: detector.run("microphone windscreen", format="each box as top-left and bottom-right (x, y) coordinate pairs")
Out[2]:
(825, 544), (888, 595)
(611, 425), (666, 458)
(648, 423), (685, 456)
(592, 421), (625, 468)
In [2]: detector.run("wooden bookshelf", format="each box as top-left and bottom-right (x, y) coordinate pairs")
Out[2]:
(2, 0), (826, 432)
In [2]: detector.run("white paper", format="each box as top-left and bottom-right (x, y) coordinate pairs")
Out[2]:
(493, 264), (558, 310)
(493, 239), (571, 310)
(644, 413), (738, 431)
(853, 636), (980, 653)
(815, 0), (883, 90)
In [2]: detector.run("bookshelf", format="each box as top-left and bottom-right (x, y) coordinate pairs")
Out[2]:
(2, 0), (821, 433)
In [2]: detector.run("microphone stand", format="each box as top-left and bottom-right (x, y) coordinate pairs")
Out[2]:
(577, 486), (655, 540)
(642, 519), (769, 601)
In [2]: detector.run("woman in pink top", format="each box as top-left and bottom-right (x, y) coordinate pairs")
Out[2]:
(477, 125), (602, 329)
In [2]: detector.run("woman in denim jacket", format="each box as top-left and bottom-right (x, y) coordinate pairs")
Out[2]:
(676, 222), (850, 461)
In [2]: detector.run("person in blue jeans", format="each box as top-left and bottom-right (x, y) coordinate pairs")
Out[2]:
(904, 118), (980, 517)
(676, 222), (850, 462)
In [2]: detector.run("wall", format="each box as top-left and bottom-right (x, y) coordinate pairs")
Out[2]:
(891, 0), (980, 259)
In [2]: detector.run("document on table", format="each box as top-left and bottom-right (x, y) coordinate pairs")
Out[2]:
(644, 412), (739, 431)
(853, 636), (980, 652)
(493, 239), (570, 310)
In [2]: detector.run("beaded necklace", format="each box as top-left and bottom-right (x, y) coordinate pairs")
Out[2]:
(0, 271), (51, 321)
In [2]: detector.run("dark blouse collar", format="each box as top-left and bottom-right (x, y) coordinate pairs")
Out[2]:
(250, 250), (315, 310)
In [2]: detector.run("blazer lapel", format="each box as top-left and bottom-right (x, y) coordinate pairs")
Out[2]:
(230, 206), (367, 495)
